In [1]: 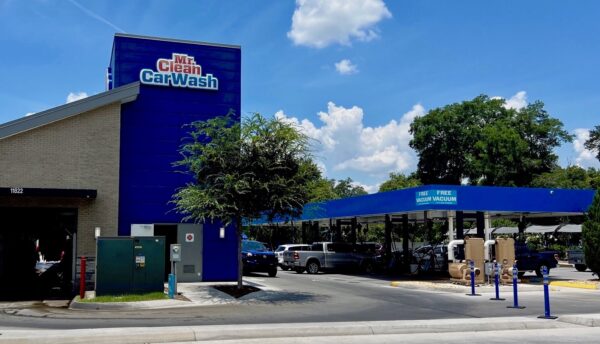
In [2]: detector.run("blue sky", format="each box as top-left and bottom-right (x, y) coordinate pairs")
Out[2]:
(1, 0), (599, 191)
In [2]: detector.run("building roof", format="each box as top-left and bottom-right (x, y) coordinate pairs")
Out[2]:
(114, 33), (241, 50)
(0, 82), (140, 140)
(254, 185), (596, 224)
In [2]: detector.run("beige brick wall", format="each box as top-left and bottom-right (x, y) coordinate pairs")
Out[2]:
(0, 103), (121, 256)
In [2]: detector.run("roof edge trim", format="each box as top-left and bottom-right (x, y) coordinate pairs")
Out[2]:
(115, 33), (241, 50)
(0, 82), (140, 140)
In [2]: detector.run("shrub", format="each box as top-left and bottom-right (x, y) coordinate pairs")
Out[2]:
(583, 190), (600, 277)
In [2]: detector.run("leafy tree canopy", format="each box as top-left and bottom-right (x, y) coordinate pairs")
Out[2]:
(409, 95), (572, 186)
(378, 172), (421, 192)
(308, 177), (367, 202)
(172, 112), (320, 226)
(585, 125), (600, 162)
(333, 177), (368, 198)
(531, 166), (600, 189)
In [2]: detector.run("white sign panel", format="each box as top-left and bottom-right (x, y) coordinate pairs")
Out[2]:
(131, 224), (154, 237)
(185, 233), (195, 242)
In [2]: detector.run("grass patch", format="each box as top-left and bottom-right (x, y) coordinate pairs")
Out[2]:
(79, 291), (168, 303)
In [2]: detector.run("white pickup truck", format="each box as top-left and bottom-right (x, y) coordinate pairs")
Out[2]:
(568, 248), (587, 271)
(283, 242), (377, 274)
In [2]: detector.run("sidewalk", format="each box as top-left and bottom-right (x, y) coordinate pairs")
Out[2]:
(69, 278), (283, 311)
(1, 315), (600, 343)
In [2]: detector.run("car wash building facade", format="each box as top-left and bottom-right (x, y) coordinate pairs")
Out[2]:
(0, 34), (240, 297)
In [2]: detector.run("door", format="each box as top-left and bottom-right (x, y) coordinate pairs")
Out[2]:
(153, 224), (177, 281)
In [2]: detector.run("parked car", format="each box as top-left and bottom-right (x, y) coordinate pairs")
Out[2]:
(242, 240), (278, 277)
(515, 242), (559, 277)
(283, 242), (376, 274)
(274, 244), (311, 270)
(567, 248), (587, 271)
(412, 244), (448, 272)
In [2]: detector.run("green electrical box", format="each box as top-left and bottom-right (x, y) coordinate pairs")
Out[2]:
(96, 237), (165, 296)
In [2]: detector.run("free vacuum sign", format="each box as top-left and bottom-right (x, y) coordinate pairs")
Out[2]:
(139, 53), (219, 90)
(416, 189), (458, 206)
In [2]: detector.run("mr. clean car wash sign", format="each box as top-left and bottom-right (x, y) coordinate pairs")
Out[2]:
(139, 53), (219, 90)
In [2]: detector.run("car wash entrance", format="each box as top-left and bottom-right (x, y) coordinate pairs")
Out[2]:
(0, 207), (77, 300)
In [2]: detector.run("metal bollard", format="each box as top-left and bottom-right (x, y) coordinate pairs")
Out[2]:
(168, 273), (175, 299)
(466, 260), (480, 296)
(538, 265), (557, 319)
(79, 257), (86, 300)
(490, 260), (505, 301)
(507, 263), (525, 309)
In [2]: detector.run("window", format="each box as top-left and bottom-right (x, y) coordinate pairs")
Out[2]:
(312, 243), (324, 251)
(242, 241), (268, 252)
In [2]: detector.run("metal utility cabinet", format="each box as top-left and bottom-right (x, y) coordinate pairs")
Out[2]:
(96, 237), (165, 296)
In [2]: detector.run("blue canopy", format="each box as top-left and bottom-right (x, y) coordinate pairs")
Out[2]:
(253, 185), (595, 225)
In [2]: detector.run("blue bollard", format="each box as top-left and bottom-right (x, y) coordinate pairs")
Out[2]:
(490, 261), (505, 301)
(168, 273), (175, 299)
(538, 265), (558, 319)
(466, 260), (480, 296)
(507, 263), (525, 309)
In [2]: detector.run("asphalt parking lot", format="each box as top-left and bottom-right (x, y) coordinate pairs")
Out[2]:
(1, 266), (599, 330)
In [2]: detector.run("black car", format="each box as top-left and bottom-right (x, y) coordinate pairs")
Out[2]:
(242, 240), (278, 277)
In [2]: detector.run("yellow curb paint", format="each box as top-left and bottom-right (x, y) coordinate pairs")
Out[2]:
(549, 281), (599, 290)
(390, 281), (402, 287)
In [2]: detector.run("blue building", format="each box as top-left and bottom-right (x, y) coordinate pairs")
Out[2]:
(0, 34), (241, 296)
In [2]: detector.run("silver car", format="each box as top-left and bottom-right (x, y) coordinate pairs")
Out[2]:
(275, 244), (311, 270)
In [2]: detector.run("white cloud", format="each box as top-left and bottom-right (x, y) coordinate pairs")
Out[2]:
(276, 102), (425, 192)
(573, 128), (599, 167)
(504, 91), (527, 110)
(287, 0), (392, 48)
(492, 91), (528, 110)
(66, 91), (88, 103)
(334, 59), (358, 75)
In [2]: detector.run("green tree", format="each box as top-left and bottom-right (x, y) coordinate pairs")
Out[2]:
(531, 166), (594, 189)
(307, 177), (338, 202)
(409, 95), (572, 186)
(585, 126), (600, 162)
(333, 177), (368, 198)
(172, 113), (320, 288)
(583, 191), (600, 277)
(378, 172), (421, 192)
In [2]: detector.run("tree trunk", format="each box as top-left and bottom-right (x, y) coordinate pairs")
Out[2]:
(236, 216), (243, 289)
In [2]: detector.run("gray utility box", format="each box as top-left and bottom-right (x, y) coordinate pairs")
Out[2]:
(95, 237), (165, 296)
(132, 223), (203, 282)
(173, 224), (203, 281)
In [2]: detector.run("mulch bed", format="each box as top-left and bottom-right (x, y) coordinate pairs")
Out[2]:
(213, 285), (261, 298)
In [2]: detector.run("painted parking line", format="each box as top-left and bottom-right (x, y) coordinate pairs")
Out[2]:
(550, 281), (599, 290)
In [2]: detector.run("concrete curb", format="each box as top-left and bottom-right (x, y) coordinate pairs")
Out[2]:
(389, 280), (540, 293)
(0, 317), (579, 344)
(550, 281), (600, 290)
(69, 296), (193, 311)
(558, 313), (600, 327)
